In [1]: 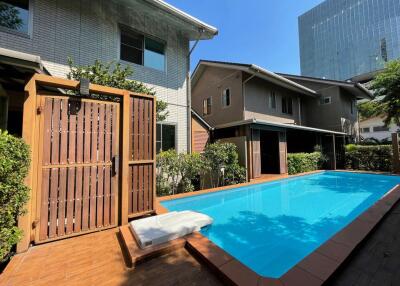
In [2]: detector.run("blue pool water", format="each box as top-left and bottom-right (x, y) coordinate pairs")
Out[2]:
(161, 171), (400, 278)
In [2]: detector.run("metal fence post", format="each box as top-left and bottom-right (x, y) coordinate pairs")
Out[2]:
(392, 133), (400, 173)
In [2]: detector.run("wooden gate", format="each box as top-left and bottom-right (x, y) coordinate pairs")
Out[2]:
(18, 74), (156, 251)
(35, 95), (119, 242)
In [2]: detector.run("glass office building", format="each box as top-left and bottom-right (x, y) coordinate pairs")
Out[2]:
(299, 0), (400, 80)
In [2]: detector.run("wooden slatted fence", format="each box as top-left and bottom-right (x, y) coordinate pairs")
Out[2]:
(128, 96), (155, 217)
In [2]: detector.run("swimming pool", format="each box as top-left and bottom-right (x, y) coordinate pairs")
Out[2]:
(161, 171), (400, 278)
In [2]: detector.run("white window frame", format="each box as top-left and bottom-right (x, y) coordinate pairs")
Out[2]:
(221, 88), (231, 108)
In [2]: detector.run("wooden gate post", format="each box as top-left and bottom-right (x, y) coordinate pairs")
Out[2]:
(17, 76), (37, 253)
(392, 133), (400, 173)
(120, 91), (130, 225)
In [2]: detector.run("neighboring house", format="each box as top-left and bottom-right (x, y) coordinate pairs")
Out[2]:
(360, 116), (397, 142)
(0, 0), (217, 153)
(278, 74), (371, 136)
(191, 60), (372, 180)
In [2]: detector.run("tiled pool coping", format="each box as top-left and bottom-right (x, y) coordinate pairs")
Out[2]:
(156, 171), (400, 286)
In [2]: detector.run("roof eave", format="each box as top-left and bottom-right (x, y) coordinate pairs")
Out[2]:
(214, 118), (347, 135)
(191, 60), (318, 97)
(355, 82), (374, 99)
(143, 0), (218, 39)
(249, 65), (318, 97)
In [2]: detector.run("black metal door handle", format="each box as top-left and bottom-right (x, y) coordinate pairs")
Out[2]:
(112, 156), (119, 176)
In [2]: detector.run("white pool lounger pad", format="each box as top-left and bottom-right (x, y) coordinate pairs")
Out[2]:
(130, 211), (213, 249)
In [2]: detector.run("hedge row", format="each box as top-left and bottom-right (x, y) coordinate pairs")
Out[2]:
(345, 144), (392, 172)
(287, 152), (324, 175)
(0, 131), (30, 261)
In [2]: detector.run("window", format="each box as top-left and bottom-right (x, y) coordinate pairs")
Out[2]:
(361, 127), (370, 133)
(268, 91), (276, 109)
(203, 97), (212, 115)
(282, 96), (293, 115)
(222, 88), (231, 107)
(144, 37), (165, 71)
(320, 96), (331, 105)
(156, 123), (176, 153)
(0, 0), (30, 34)
(350, 99), (356, 114)
(381, 38), (388, 62)
(120, 28), (165, 71)
(373, 126), (389, 132)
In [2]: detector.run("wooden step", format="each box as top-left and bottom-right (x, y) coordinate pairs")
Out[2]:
(119, 225), (186, 268)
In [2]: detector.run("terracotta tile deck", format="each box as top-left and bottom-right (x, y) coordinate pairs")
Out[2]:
(0, 228), (222, 286)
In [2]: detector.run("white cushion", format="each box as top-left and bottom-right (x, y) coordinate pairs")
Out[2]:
(130, 211), (213, 249)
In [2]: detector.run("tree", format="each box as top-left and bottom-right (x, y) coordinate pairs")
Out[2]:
(67, 58), (168, 121)
(357, 100), (385, 120)
(370, 60), (400, 126)
(0, 3), (23, 31)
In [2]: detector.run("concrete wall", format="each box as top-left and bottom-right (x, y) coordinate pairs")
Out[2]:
(191, 66), (244, 127)
(244, 77), (302, 124)
(0, 0), (189, 152)
(360, 116), (396, 141)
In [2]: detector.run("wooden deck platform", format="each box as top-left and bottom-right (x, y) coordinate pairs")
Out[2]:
(0, 228), (222, 286)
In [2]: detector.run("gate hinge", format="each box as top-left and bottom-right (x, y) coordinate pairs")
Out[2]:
(37, 106), (43, 115)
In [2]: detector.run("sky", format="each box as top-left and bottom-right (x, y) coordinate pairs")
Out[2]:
(167, 0), (324, 75)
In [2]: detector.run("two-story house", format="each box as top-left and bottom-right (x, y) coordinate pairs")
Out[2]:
(191, 60), (372, 180)
(0, 0), (217, 153)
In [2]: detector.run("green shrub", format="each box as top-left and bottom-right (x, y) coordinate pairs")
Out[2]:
(202, 142), (246, 187)
(156, 150), (205, 196)
(287, 152), (324, 175)
(156, 142), (246, 196)
(345, 144), (392, 171)
(0, 131), (30, 260)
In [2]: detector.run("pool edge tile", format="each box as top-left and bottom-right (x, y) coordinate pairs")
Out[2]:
(186, 232), (234, 268)
(219, 259), (260, 286)
(296, 251), (341, 281)
(316, 240), (353, 263)
(258, 277), (283, 286)
(280, 266), (323, 286)
(331, 218), (375, 247)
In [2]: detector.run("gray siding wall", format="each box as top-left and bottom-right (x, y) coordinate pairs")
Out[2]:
(191, 66), (244, 127)
(302, 87), (357, 132)
(244, 77), (302, 125)
(0, 0), (189, 152)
